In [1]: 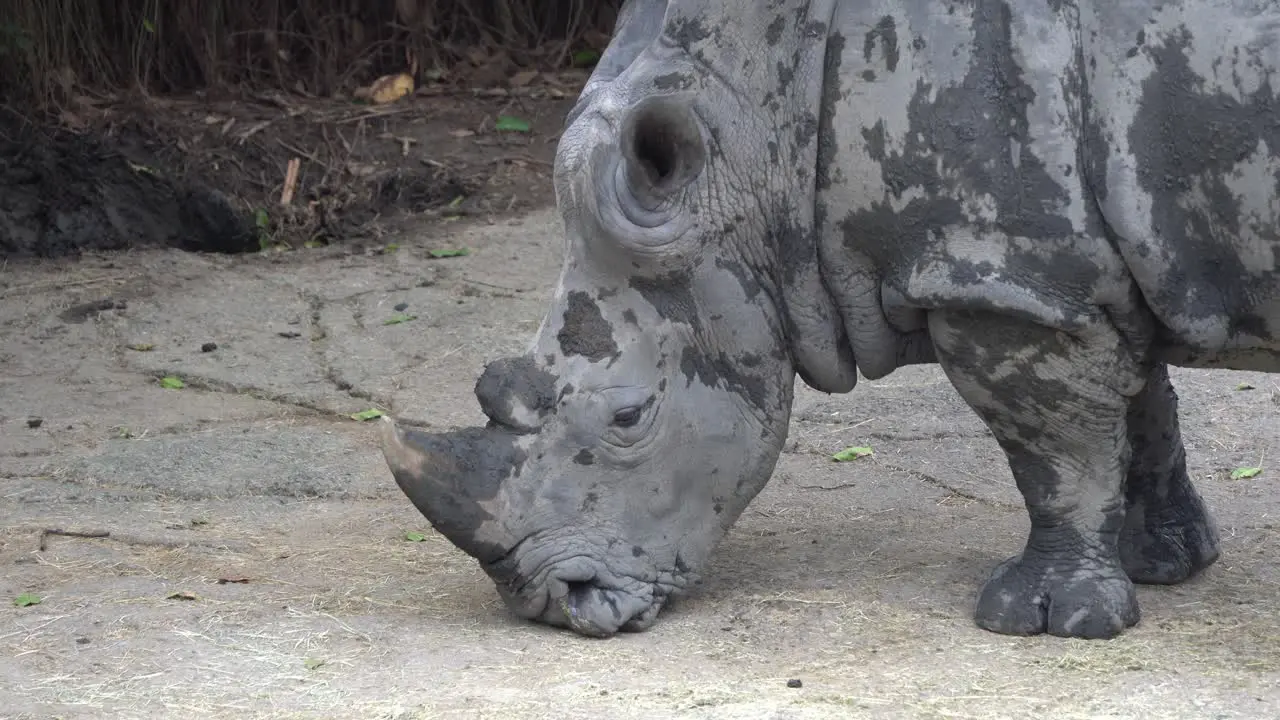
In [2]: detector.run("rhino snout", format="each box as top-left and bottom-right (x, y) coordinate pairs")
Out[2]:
(491, 538), (670, 638)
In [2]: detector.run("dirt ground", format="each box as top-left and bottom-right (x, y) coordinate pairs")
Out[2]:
(1, 202), (1278, 719)
(3, 72), (1280, 716)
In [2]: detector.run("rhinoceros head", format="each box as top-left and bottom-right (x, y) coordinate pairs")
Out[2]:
(381, 0), (858, 637)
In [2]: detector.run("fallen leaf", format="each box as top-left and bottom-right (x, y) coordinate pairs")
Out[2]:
(1230, 467), (1262, 480)
(355, 72), (415, 104)
(572, 49), (601, 67)
(832, 446), (874, 462)
(449, 128), (476, 138)
(405, 531), (427, 542)
(216, 576), (251, 584)
(13, 593), (41, 607)
(304, 657), (327, 670)
(1235, 382), (1255, 390)
(350, 408), (385, 421)
(383, 313), (417, 326)
(166, 591), (198, 601)
(159, 376), (185, 389)
(127, 343), (154, 352)
(428, 248), (469, 258)
(509, 70), (539, 87)
(495, 115), (530, 132)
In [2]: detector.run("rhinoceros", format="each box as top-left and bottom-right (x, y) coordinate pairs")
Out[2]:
(379, 0), (1280, 640)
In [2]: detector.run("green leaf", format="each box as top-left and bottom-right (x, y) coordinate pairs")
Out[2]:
(13, 593), (41, 607)
(427, 248), (469, 258)
(350, 408), (385, 421)
(447, 195), (465, 209)
(1230, 466), (1262, 480)
(142, 17), (155, 34)
(832, 446), (874, 462)
(127, 343), (154, 351)
(303, 657), (326, 670)
(495, 115), (530, 132)
(159, 376), (185, 389)
(404, 531), (427, 542)
(572, 49), (601, 67)
(383, 313), (417, 326)
(1235, 382), (1255, 391)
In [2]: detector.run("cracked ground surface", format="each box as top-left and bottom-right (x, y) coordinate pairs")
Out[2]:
(2, 207), (1279, 719)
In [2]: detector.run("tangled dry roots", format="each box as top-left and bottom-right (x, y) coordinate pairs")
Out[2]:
(0, 0), (621, 108)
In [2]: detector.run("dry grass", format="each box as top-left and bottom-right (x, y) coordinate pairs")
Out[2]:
(4, 496), (1280, 719)
(0, 0), (621, 111)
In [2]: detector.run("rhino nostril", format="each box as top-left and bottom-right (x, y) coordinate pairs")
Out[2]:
(565, 580), (593, 603)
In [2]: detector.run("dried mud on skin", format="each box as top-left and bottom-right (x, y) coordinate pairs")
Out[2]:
(0, 74), (583, 259)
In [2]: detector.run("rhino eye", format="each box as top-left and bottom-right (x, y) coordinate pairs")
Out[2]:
(612, 407), (643, 428)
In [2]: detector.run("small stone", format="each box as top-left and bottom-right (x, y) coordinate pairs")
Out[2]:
(75, 637), (90, 645)
(27, 417), (43, 429)
(278, 331), (301, 339)
(394, 302), (409, 312)
(201, 342), (218, 352)
(786, 679), (802, 689)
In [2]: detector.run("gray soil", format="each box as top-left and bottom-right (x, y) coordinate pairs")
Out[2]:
(1, 207), (1278, 719)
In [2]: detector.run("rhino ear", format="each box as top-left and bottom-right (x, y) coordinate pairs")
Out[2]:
(617, 94), (706, 211)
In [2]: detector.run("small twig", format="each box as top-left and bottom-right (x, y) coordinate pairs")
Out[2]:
(797, 482), (858, 492)
(277, 139), (324, 167)
(334, 106), (416, 125)
(464, 278), (530, 293)
(0, 275), (128, 300)
(237, 120), (273, 144)
(37, 527), (249, 552)
(280, 157), (301, 205)
(819, 417), (875, 435)
(488, 153), (553, 167)
(38, 528), (109, 551)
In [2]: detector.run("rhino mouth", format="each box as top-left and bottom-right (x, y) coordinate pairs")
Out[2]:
(485, 537), (676, 637)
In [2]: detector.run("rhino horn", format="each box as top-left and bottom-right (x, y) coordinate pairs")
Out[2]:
(378, 417), (523, 565)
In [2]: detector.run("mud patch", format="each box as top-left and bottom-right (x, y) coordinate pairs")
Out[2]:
(0, 116), (254, 257)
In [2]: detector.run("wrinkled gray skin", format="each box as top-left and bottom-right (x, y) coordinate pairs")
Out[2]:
(381, 0), (1280, 640)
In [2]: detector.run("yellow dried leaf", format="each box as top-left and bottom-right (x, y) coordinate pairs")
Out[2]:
(357, 73), (415, 104)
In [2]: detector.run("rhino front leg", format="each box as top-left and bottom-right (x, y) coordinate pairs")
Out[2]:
(1119, 362), (1221, 584)
(928, 309), (1144, 639)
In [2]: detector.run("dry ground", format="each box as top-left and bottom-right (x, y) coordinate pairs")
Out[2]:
(2, 211), (1279, 717)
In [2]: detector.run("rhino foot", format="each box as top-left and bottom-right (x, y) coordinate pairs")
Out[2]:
(1120, 515), (1220, 585)
(975, 552), (1139, 639)
(927, 310), (1152, 640)
(1120, 484), (1221, 585)
(1119, 363), (1221, 585)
